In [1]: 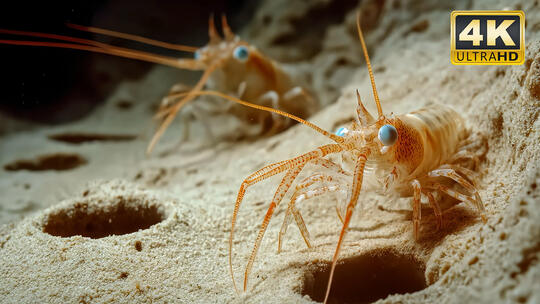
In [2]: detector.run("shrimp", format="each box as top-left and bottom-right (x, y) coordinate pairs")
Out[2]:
(0, 15), (317, 153)
(183, 12), (487, 303)
(151, 15), (317, 153)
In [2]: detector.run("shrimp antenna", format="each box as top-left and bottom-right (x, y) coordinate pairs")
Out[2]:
(157, 90), (345, 144)
(0, 29), (203, 70)
(0, 39), (198, 70)
(0, 28), (117, 49)
(356, 11), (383, 117)
(66, 23), (198, 53)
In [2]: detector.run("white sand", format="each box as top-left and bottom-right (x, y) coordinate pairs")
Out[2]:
(1, 0), (539, 303)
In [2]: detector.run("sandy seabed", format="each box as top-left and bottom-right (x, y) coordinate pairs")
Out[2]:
(1, 0), (539, 303)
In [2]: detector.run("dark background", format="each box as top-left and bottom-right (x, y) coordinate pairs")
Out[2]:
(0, 0), (257, 124)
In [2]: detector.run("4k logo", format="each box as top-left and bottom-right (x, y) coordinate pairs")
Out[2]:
(451, 11), (525, 65)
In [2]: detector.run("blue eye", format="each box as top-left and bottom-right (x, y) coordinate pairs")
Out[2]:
(233, 46), (249, 61)
(194, 50), (201, 60)
(335, 127), (349, 137)
(378, 124), (398, 146)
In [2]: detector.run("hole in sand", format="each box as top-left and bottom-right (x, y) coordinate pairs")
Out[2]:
(4, 153), (87, 171)
(43, 200), (166, 238)
(48, 133), (136, 144)
(302, 249), (427, 304)
(409, 19), (430, 33)
(116, 100), (133, 110)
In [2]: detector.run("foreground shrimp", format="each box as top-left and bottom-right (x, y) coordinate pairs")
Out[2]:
(190, 13), (488, 303)
(0, 15), (316, 153)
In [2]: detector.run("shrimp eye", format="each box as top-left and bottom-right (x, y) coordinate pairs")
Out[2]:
(335, 127), (349, 137)
(378, 124), (398, 146)
(233, 46), (249, 62)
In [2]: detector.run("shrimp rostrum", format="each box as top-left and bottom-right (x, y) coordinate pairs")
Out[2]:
(204, 12), (488, 303)
(0, 15), (317, 153)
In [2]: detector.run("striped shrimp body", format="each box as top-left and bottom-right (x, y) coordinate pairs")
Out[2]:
(0, 15), (316, 153)
(363, 105), (469, 196)
(190, 12), (488, 304)
(325, 104), (486, 239)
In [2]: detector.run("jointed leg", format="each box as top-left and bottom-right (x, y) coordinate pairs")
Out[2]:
(229, 144), (343, 292)
(160, 83), (191, 109)
(292, 186), (341, 246)
(277, 159), (350, 252)
(450, 133), (487, 170)
(448, 150), (481, 170)
(237, 81), (247, 99)
(283, 86), (315, 104)
(283, 86), (318, 114)
(438, 164), (479, 187)
(411, 179), (422, 240)
(311, 158), (351, 176)
(384, 166), (398, 192)
(147, 64), (218, 154)
(276, 173), (336, 253)
(243, 163), (306, 291)
(431, 183), (486, 223)
(277, 176), (342, 252)
(422, 189), (442, 230)
(324, 149), (370, 303)
(428, 168), (486, 222)
(457, 131), (487, 153)
(257, 90), (286, 134)
(309, 158), (350, 223)
(229, 159), (289, 292)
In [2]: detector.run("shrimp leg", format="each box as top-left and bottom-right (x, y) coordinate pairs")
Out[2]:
(422, 189), (443, 230)
(324, 148), (370, 303)
(278, 183), (342, 253)
(229, 144), (343, 292)
(283, 86), (317, 109)
(277, 172), (341, 252)
(311, 158), (351, 176)
(243, 164), (305, 292)
(413, 166), (485, 236)
(276, 158), (350, 252)
(411, 179), (422, 240)
(256, 91), (286, 135)
(428, 168), (486, 222)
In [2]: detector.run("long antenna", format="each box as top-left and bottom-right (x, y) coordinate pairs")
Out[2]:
(356, 12), (383, 117)
(157, 90), (345, 144)
(0, 28), (114, 49)
(0, 39), (196, 70)
(66, 23), (198, 52)
(0, 28), (203, 70)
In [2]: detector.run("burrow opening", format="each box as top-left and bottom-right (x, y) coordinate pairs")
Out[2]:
(48, 133), (136, 144)
(43, 200), (166, 238)
(4, 153), (87, 171)
(302, 249), (427, 304)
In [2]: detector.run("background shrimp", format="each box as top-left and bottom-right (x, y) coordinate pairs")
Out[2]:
(0, 14), (317, 154)
(152, 15), (317, 152)
(193, 12), (488, 303)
